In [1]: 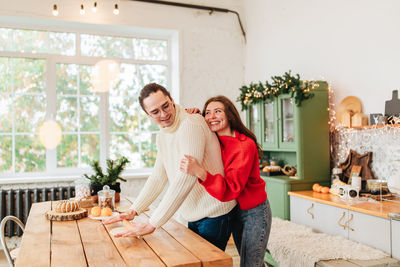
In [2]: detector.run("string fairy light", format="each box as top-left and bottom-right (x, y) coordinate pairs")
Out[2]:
(51, 2), (120, 16)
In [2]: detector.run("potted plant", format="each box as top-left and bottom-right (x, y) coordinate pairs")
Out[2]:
(83, 157), (129, 202)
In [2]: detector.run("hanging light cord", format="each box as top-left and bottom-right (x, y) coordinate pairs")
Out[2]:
(126, 0), (246, 42)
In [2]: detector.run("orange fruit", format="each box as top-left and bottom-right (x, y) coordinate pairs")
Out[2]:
(312, 183), (320, 192)
(101, 207), (113, 217)
(91, 206), (101, 217)
(321, 187), (330, 194)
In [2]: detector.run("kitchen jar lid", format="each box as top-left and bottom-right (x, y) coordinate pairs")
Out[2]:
(98, 185), (115, 197)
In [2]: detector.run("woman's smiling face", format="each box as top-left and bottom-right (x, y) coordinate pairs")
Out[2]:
(204, 101), (231, 136)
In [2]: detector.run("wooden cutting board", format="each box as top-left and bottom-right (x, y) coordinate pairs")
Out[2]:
(45, 208), (88, 221)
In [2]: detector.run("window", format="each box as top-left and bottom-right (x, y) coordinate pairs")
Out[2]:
(0, 24), (172, 178)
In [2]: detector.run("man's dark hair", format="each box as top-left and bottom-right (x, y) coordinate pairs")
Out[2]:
(139, 83), (172, 113)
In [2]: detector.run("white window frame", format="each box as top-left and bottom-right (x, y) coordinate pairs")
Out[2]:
(0, 16), (180, 183)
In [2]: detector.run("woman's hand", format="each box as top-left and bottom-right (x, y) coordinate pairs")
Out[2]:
(179, 155), (207, 181)
(184, 108), (201, 114)
(113, 222), (155, 238)
(102, 209), (137, 225)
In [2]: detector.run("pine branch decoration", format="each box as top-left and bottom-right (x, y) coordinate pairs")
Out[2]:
(237, 71), (320, 110)
(85, 157), (130, 185)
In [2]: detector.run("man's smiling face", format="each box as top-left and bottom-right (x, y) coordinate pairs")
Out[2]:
(143, 90), (176, 128)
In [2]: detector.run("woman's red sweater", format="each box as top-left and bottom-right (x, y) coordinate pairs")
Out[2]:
(199, 131), (267, 210)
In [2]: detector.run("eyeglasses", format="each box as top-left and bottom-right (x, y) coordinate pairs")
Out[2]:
(148, 101), (174, 118)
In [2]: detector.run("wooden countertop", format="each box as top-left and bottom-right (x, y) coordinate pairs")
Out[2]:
(288, 191), (400, 219)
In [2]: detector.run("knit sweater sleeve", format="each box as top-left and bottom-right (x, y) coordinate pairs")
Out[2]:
(148, 120), (206, 228)
(199, 139), (256, 202)
(130, 139), (168, 214)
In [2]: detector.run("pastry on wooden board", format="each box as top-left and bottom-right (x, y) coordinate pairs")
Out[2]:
(54, 200), (80, 213)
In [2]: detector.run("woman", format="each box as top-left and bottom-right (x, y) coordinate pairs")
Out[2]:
(180, 96), (271, 267)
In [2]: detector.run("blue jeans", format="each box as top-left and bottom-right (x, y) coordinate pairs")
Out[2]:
(188, 208), (234, 251)
(232, 199), (272, 267)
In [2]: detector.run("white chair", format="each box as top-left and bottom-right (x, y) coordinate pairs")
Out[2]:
(1, 216), (25, 267)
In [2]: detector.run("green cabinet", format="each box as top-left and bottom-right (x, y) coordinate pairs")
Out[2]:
(247, 81), (331, 219)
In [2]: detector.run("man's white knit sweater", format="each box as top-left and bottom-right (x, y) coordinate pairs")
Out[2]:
(130, 105), (236, 228)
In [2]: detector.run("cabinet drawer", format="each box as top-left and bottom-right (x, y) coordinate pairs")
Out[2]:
(313, 202), (348, 238)
(347, 211), (391, 254)
(290, 196), (315, 228)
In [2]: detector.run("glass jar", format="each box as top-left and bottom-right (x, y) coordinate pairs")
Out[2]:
(74, 177), (91, 201)
(97, 185), (115, 211)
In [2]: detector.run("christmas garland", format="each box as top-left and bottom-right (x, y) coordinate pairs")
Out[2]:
(237, 71), (320, 110)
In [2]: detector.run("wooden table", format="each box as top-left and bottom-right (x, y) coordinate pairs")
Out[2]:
(15, 202), (232, 267)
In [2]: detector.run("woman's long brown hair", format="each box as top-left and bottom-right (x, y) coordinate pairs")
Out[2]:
(202, 96), (263, 158)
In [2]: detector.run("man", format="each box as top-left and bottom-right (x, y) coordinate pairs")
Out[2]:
(103, 83), (236, 250)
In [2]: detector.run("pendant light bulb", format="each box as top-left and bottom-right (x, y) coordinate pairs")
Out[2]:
(52, 4), (59, 16)
(80, 4), (85, 15)
(113, 4), (119, 15)
(92, 2), (97, 13)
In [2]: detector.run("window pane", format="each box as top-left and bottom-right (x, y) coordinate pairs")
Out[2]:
(57, 97), (78, 132)
(57, 134), (78, 167)
(109, 96), (139, 132)
(109, 64), (140, 97)
(133, 39), (168, 60)
(138, 64), (167, 87)
(0, 28), (75, 56)
(15, 134), (45, 172)
(57, 64), (78, 95)
(81, 134), (100, 167)
(0, 28), (12, 51)
(81, 34), (168, 60)
(14, 95), (46, 133)
(47, 31), (76, 56)
(141, 133), (157, 167)
(13, 58), (46, 94)
(79, 65), (94, 95)
(0, 135), (12, 172)
(0, 94), (12, 132)
(110, 134), (140, 168)
(81, 34), (134, 59)
(0, 57), (11, 93)
(80, 96), (100, 132)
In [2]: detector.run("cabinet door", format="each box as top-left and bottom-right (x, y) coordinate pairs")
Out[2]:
(266, 180), (290, 219)
(392, 220), (400, 259)
(278, 95), (296, 150)
(347, 211), (391, 254)
(314, 202), (348, 238)
(261, 100), (278, 149)
(290, 196), (316, 228)
(246, 104), (262, 143)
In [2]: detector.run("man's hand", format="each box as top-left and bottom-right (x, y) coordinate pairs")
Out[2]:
(102, 209), (137, 225)
(114, 222), (156, 238)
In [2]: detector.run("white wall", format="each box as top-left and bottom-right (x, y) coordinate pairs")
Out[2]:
(244, 0), (400, 116)
(0, 0), (245, 110)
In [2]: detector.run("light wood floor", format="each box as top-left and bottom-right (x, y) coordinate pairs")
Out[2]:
(226, 237), (240, 267)
(0, 251), (8, 267)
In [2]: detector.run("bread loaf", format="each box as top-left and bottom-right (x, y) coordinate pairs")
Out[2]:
(54, 200), (80, 213)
